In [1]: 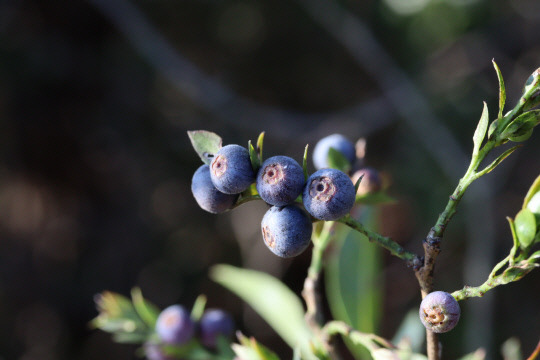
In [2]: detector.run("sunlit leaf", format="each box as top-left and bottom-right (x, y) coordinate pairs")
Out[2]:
(188, 130), (222, 165)
(210, 265), (314, 357)
(190, 294), (207, 321)
(232, 333), (280, 360)
(303, 144), (310, 181)
(473, 102), (489, 156)
(493, 60), (506, 119)
(515, 208), (537, 249)
(327, 147), (351, 173)
(523, 175), (540, 210)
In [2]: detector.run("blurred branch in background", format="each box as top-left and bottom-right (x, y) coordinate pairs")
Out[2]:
(87, 0), (397, 142)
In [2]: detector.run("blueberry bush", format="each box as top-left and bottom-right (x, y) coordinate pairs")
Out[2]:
(93, 64), (540, 360)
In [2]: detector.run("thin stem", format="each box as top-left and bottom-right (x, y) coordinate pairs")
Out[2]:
(337, 215), (421, 267)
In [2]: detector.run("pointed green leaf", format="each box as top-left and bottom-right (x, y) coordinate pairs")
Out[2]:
(477, 145), (521, 177)
(210, 265), (313, 354)
(187, 130), (223, 165)
(354, 174), (365, 195)
(327, 147), (351, 173)
(523, 175), (540, 210)
(232, 333), (281, 360)
(488, 119), (498, 139)
(256, 131), (265, 162)
(515, 208), (537, 249)
(249, 140), (261, 171)
(303, 144), (310, 181)
(190, 294), (207, 321)
(473, 102), (489, 156)
(493, 60), (506, 119)
(131, 287), (160, 329)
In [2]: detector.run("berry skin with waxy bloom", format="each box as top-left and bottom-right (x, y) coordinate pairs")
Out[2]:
(261, 205), (313, 258)
(256, 155), (305, 206)
(191, 165), (238, 213)
(351, 167), (382, 196)
(303, 168), (356, 221)
(199, 309), (235, 349)
(419, 291), (461, 333)
(210, 144), (256, 194)
(155, 305), (195, 345)
(312, 134), (356, 170)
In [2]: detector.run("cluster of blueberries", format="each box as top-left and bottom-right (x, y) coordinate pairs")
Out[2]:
(191, 133), (379, 258)
(146, 305), (234, 360)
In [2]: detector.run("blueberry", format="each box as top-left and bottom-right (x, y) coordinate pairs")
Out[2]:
(419, 291), (460, 333)
(312, 134), (356, 170)
(199, 309), (234, 348)
(155, 305), (195, 345)
(144, 343), (174, 360)
(256, 156), (305, 206)
(191, 165), (238, 213)
(261, 205), (313, 258)
(210, 144), (255, 194)
(303, 168), (356, 220)
(351, 167), (382, 195)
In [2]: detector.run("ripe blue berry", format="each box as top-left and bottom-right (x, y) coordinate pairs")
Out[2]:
(192, 165), (238, 213)
(303, 169), (356, 220)
(256, 156), (305, 206)
(199, 309), (234, 348)
(210, 144), (255, 194)
(261, 205), (313, 258)
(155, 305), (195, 345)
(312, 134), (356, 170)
(419, 291), (460, 333)
(351, 167), (382, 195)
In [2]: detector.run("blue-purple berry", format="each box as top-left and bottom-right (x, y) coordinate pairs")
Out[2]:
(351, 167), (382, 195)
(199, 309), (234, 348)
(210, 144), (255, 194)
(155, 305), (195, 345)
(313, 134), (356, 170)
(303, 168), (356, 220)
(256, 156), (305, 206)
(419, 291), (460, 333)
(144, 343), (174, 360)
(261, 205), (313, 258)
(192, 165), (238, 213)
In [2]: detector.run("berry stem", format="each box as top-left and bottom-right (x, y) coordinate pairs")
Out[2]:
(337, 215), (420, 266)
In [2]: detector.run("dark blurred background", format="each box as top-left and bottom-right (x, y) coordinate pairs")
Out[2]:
(0, 0), (539, 359)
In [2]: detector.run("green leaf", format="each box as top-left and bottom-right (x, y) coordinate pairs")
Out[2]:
(457, 349), (487, 360)
(515, 208), (537, 249)
(523, 175), (540, 209)
(501, 110), (540, 140)
(190, 294), (207, 321)
(354, 174), (365, 195)
(112, 331), (149, 344)
(488, 119), (498, 139)
(187, 130), (223, 165)
(356, 192), (397, 205)
(257, 131), (265, 162)
(493, 60), (506, 119)
(473, 102), (489, 156)
(303, 144), (310, 181)
(325, 208), (381, 359)
(131, 287), (160, 329)
(210, 265), (314, 356)
(327, 147), (351, 173)
(232, 333), (281, 360)
(249, 140), (261, 171)
(477, 145), (521, 177)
